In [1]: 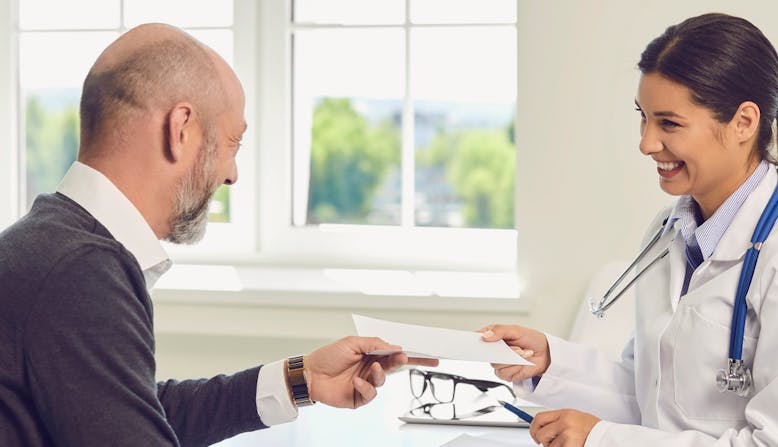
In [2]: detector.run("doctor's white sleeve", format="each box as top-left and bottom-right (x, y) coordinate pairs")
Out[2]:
(514, 334), (641, 424)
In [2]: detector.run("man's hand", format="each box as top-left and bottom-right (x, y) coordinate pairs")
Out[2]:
(479, 324), (551, 382)
(304, 336), (438, 409)
(530, 409), (600, 447)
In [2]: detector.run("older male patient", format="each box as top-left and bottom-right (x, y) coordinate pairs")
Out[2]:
(0, 24), (434, 446)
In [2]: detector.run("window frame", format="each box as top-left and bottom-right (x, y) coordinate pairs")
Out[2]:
(242, 0), (519, 272)
(4, 0), (519, 276)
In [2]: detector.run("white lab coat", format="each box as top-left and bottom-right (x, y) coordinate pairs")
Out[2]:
(517, 167), (778, 446)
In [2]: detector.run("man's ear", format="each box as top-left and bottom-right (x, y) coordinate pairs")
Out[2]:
(166, 102), (195, 162)
(731, 101), (760, 144)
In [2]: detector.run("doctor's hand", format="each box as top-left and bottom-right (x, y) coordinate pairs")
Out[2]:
(529, 409), (600, 447)
(304, 336), (439, 409)
(479, 324), (550, 382)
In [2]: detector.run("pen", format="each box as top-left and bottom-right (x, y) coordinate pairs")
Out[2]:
(498, 400), (534, 424)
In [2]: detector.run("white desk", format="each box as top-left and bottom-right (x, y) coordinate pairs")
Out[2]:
(213, 361), (536, 447)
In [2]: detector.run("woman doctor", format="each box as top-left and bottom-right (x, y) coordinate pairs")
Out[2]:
(481, 13), (778, 447)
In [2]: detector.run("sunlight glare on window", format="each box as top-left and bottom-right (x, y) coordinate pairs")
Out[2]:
(411, 0), (517, 24)
(294, 0), (404, 25)
(293, 29), (404, 226)
(412, 27), (516, 229)
(19, 0), (119, 30)
(123, 0), (233, 28)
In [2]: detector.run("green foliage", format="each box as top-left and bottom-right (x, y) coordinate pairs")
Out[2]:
(208, 185), (231, 222)
(308, 98), (400, 224)
(417, 129), (515, 229)
(25, 96), (79, 206)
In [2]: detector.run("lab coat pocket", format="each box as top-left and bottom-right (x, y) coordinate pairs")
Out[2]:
(673, 305), (755, 421)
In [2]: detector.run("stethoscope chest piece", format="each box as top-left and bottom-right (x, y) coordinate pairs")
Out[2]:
(716, 359), (752, 397)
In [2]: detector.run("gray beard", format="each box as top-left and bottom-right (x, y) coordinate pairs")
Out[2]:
(165, 137), (218, 245)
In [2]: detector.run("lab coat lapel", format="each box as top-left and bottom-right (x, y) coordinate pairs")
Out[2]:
(666, 229), (686, 312)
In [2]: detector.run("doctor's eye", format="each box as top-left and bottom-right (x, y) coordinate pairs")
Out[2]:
(661, 119), (680, 129)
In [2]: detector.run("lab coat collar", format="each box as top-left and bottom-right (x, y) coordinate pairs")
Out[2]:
(56, 161), (171, 273)
(709, 165), (778, 263)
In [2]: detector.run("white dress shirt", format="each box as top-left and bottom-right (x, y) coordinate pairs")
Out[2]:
(56, 161), (298, 426)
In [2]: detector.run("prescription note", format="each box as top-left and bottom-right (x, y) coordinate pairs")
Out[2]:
(352, 314), (531, 365)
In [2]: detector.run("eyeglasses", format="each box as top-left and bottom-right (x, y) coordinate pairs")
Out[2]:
(410, 402), (499, 421)
(409, 368), (516, 403)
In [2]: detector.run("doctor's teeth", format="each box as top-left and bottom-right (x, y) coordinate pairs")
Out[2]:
(657, 161), (682, 171)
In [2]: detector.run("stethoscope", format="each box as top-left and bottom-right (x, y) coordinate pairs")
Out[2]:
(588, 183), (778, 397)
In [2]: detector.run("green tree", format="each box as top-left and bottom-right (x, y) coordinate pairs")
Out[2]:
(25, 96), (79, 206)
(308, 98), (400, 224)
(417, 128), (515, 229)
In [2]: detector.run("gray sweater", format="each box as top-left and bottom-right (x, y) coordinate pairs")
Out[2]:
(0, 193), (267, 446)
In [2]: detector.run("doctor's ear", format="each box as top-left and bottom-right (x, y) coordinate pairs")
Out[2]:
(166, 102), (196, 163)
(730, 101), (760, 144)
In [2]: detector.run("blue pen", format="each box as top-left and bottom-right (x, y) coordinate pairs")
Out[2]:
(498, 400), (534, 424)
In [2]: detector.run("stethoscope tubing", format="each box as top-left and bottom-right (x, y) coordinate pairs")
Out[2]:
(729, 183), (778, 360)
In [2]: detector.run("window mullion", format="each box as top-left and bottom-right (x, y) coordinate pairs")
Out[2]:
(401, 0), (414, 228)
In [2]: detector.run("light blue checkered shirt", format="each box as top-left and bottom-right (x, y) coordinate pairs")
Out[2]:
(662, 160), (770, 261)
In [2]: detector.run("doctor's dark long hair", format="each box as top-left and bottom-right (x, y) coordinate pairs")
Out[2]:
(638, 13), (778, 162)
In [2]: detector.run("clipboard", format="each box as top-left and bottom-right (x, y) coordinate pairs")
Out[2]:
(399, 406), (541, 428)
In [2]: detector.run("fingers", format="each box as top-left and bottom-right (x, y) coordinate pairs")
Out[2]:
(368, 361), (386, 387)
(352, 376), (378, 408)
(493, 364), (529, 382)
(480, 324), (524, 342)
(349, 336), (402, 355)
(512, 346), (535, 358)
(408, 357), (439, 367)
(530, 410), (560, 444)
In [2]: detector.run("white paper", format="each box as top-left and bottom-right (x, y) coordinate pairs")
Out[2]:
(352, 314), (532, 365)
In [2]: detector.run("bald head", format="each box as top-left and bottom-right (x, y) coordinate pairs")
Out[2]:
(79, 23), (227, 156)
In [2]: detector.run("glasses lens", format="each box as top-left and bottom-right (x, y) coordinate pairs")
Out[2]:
(428, 403), (455, 420)
(409, 369), (426, 398)
(430, 374), (455, 403)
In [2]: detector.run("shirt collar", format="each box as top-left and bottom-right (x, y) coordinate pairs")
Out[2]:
(663, 160), (770, 260)
(56, 161), (171, 286)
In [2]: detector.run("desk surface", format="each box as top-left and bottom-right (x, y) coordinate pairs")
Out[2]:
(213, 361), (535, 447)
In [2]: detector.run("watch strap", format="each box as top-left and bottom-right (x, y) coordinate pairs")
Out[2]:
(287, 355), (314, 407)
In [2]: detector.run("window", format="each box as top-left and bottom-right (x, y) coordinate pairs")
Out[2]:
(11, 0), (518, 274)
(251, 0), (518, 271)
(291, 0), (517, 230)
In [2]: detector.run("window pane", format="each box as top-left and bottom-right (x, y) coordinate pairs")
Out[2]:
(412, 27), (516, 229)
(293, 0), (404, 25)
(293, 29), (404, 225)
(20, 32), (117, 208)
(124, 0), (233, 28)
(19, 0), (119, 30)
(411, 0), (516, 24)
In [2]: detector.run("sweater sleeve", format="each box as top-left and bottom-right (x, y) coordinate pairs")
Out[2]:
(22, 246), (264, 446)
(157, 367), (267, 446)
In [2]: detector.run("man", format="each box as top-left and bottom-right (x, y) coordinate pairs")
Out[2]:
(0, 24), (435, 446)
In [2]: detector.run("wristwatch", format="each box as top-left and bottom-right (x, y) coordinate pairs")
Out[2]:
(287, 355), (315, 407)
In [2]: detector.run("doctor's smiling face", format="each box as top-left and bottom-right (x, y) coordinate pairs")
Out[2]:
(635, 72), (760, 219)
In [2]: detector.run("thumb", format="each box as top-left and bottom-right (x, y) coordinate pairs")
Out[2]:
(352, 336), (402, 354)
(481, 329), (501, 341)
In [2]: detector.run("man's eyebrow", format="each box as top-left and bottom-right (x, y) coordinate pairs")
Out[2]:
(634, 99), (685, 119)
